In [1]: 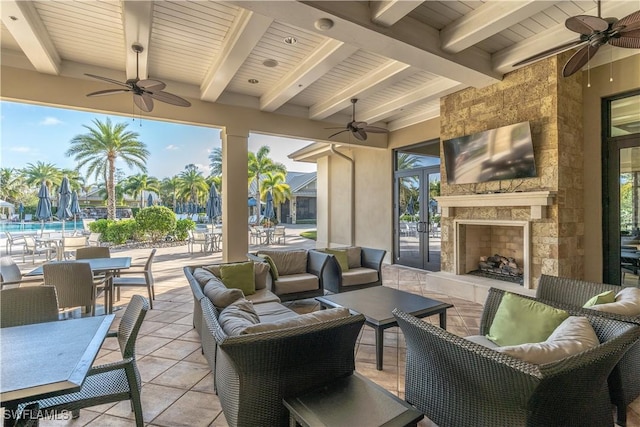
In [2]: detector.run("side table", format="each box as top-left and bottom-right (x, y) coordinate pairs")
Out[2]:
(283, 372), (423, 427)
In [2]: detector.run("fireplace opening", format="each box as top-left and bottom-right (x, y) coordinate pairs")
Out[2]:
(468, 254), (524, 285)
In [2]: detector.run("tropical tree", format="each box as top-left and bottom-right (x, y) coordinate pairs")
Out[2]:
(260, 171), (291, 223)
(160, 176), (181, 211)
(66, 118), (149, 219)
(123, 174), (160, 208)
(208, 147), (222, 177)
(248, 146), (286, 212)
(178, 164), (208, 205)
(0, 168), (29, 204)
(96, 180), (126, 205)
(59, 169), (86, 193)
(22, 161), (62, 191)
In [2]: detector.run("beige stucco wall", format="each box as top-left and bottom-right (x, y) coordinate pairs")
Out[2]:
(583, 55), (640, 282)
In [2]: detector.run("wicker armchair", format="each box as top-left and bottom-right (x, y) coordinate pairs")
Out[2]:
(0, 286), (59, 328)
(43, 262), (106, 316)
(536, 274), (640, 426)
(200, 296), (365, 427)
(314, 246), (386, 293)
(29, 295), (149, 427)
(394, 288), (640, 427)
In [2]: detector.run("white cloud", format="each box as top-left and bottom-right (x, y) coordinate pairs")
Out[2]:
(165, 144), (179, 150)
(194, 163), (211, 174)
(9, 146), (31, 152)
(39, 116), (63, 126)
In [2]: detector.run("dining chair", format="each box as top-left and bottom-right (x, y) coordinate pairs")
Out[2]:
(22, 236), (55, 264)
(112, 249), (156, 309)
(0, 286), (59, 328)
(87, 232), (102, 246)
(28, 294), (149, 427)
(5, 232), (26, 255)
(273, 225), (286, 244)
(188, 229), (210, 253)
(75, 246), (111, 260)
(0, 256), (44, 289)
(61, 235), (88, 260)
(43, 262), (106, 316)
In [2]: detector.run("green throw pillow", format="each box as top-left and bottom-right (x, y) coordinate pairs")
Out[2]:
(487, 292), (569, 346)
(257, 254), (279, 280)
(583, 290), (616, 308)
(219, 262), (256, 296)
(325, 249), (349, 272)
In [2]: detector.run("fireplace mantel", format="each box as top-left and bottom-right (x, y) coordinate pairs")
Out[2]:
(436, 191), (556, 220)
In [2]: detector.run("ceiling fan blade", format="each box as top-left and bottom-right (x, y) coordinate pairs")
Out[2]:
(565, 15), (609, 35)
(137, 79), (166, 91)
(609, 33), (640, 48)
(134, 93), (154, 112)
(352, 121), (369, 129)
(86, 89), (130, 97)
(84, 73), (129, 88)
(363, 125), (389, 134)
(147, 90), (191, 107)
(562, 43), (601, 77)
(328, 129), (349, 139)
(512, 39), (585, 67)
(353, 129), (367, 141)
(325, 126), (347, 130)
(614, 10), (640, 31)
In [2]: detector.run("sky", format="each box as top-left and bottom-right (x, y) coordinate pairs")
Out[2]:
(0, 100), (316, 184)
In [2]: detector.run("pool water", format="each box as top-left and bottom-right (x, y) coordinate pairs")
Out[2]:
(0, 221), (84, 233)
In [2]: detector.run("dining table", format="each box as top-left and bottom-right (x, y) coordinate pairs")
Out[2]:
(25, 257), (132, 314)
(0, 314), (115, 424)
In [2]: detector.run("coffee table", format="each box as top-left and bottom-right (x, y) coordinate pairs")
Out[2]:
(316, 286), (453, 370)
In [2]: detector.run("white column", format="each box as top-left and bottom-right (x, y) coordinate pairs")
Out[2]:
(221, 126), (249, 262)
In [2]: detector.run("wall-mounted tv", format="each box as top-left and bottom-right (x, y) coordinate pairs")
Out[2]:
(443, 121), (536, 184)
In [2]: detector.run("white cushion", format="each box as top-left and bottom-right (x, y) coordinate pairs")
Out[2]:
(494, 316), (600, 364)
(587, 287), (640, 316)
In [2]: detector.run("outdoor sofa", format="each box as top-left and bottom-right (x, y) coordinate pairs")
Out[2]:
(394, 287), (640, 427)
(247, 248), (330, 301)
(311, 246), (386, 293)
(536, 274), (640, 426)
(184, 263), (365, 427)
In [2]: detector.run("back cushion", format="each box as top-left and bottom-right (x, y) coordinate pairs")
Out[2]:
(258, 250), (307, 276)
(346, 247), (362, 269)
(587, 287), (640, 316)
(203, 277), (244, 309)
(218, 299), (260, 336)
(193, 268), (216, 288)
(241, 307), (350, 334)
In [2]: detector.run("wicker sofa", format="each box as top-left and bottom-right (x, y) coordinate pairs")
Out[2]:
(184, 264), (366, 427)
(311, 246), (386, 293)
(247, 248), (330, 302)
(536, 274), (640, 426)
(394, 287), (640, 427)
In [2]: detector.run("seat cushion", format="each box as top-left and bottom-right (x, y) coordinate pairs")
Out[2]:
(242, 308), (351, 334)
(253, 301), (298, 323)
(246, 288), (281, 305)
(587, 287), (640, 316)
(274, 273), (319, 295)
(258, 249), (307, 275)
(341, 267), (379, 287)
(218, 299), (260, 336)
(487, 292), (569, 346)
(203, 277), (244, 309)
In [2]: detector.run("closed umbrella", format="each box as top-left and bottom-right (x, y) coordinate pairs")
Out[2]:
(57, 176), (72, 234)
(36, 182), (52, 232)
(18, 202), (24, 221)
(264, 191), (275, 227)
(147, 193), (154, 207)
(206, 184), (221, 224)
(406, 195), (415, 217)
(70, 191), (82, 231)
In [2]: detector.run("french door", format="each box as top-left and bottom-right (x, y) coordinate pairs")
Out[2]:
(395, 167), (441, 270)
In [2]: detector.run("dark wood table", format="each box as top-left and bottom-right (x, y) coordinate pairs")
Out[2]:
(1, 315), (115, 422)
(316, 286), (453, 370)
(283, 372), (423, 427)
(26, 257), (132, 313)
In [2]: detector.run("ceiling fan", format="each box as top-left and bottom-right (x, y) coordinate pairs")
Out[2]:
(513, 0), (640, 77)
(327, 98), (388, 141)
(85, 43), (191, 112)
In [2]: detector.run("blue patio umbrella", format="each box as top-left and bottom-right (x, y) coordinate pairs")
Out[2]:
(70, 190), (82, 231)
(248, 197), (257, 207)
(264, 191), (275, 226)
(36, 182), (52, 231)
(206, 184), (221, 223)
(57, 176), (72, 233)
(18, 202), (24, 221)
(147, 193), (154, 207)
(406, 195), (415, 216)
(175, 203), (182, 214)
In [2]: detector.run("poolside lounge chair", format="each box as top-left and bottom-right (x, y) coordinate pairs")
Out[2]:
(23, 214), (32, 222)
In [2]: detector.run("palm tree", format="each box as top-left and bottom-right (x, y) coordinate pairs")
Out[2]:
(178, 164), (208, 205)
(59, 169), (85, 193)
(0, 168), (29, 204)
(160, 176), (181, 211)
(124, 174), (160, 208)
(208, 147), (222, 177)
(22, 161), (62, 191)
(248, 146), (286, 213)
(260, 172), (291, 223)
(66, 118), (149, 219)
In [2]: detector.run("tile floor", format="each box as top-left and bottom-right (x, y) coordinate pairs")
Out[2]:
(7, 242), (640, 427)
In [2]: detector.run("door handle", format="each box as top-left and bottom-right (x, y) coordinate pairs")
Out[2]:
(416, 222), (426, 233)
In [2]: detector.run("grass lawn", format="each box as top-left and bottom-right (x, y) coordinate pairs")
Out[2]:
(300, 230), (317, 240)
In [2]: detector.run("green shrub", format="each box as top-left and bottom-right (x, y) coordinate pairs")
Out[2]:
(175, 219), (195, 241)
(89, 219), (111, 234)
(103, 219), (139, 245)
(135, 206), (177, 242)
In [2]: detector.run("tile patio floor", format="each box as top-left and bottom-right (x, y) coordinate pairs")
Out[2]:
(5, 233), (640, 426)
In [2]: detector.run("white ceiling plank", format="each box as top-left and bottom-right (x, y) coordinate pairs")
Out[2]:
(260, 39), (358, 112)
(387, 106), (441, 132)
(309, 60), (412, 120)
(370, 1), (424, 27)
(493, 1), (639, 74)
(200, 10), (273, 103)
(0, 0), (60, 74)
(122, 1), (153, 80)
(229, 0), (501, 87)
(359, 79), (467, 123)
(441, 1), (557, 53)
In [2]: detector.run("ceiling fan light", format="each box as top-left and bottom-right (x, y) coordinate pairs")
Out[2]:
(263, 59), (278, 68)
(283, 36), (297, 45)
(248, 79), (259, 84)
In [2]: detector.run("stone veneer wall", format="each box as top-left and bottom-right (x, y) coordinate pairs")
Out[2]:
(439, 53), (584, 287)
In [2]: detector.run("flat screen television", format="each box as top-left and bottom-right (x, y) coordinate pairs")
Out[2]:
(443, 121), (536, 184)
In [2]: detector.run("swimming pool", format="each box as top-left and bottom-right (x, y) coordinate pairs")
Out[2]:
(0, 220), (84, 233)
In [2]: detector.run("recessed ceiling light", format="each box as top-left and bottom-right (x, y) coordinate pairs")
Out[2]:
(9, 16), (18, 21)
(248, 79), (259, 84)
(283, 36), (297, 45)
(263, 59), (279, 68)
(314, 18), (334, 31)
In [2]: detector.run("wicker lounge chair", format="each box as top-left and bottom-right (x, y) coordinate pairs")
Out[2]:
(394, 287), (640, 427)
